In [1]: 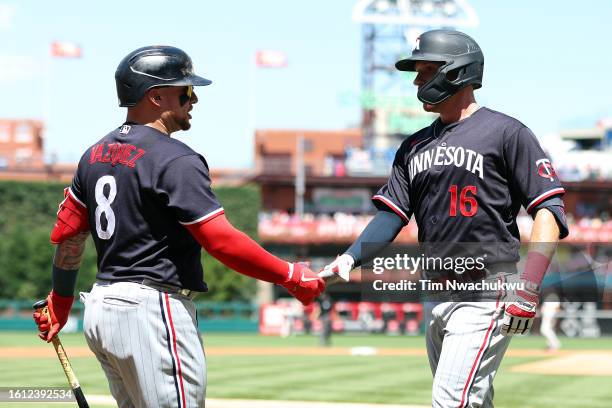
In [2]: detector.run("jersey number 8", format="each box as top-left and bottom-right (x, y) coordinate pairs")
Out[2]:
(95, 175), (117, 240)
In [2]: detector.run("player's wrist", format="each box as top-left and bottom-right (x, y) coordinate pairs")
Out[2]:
(521, 250), (551, 286)
(516, 285), (540, 304)
(49, 290), (75, 308)
(51, 265), (79, 297)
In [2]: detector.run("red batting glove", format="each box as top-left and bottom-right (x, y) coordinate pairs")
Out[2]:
(500, 288), (539, 336)
(281, 263), (325, 306)
(501, 250), (550, 337)
(32, 291), (74, 342)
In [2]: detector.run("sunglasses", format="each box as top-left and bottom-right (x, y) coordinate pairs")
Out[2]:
(179, 85), (194, 106)
(154, 85), (194, 105)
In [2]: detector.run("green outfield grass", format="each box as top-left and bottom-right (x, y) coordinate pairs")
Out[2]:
(0, 332), (611, 408)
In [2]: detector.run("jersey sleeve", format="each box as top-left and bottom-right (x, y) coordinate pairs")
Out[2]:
(533, 196), (569, 239)
(504, 126), (565, 214)
(372, 144), (412, 224)
(68, 164), (87, 208)
(155, 154), (224, 225)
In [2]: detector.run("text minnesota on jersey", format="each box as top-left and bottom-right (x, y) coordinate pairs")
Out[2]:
(409, 145), (484, 182)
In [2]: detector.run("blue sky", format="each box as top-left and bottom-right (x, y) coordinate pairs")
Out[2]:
(1, 0), (610, 168)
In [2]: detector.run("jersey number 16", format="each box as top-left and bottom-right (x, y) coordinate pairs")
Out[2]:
(448, 185), (478, 217)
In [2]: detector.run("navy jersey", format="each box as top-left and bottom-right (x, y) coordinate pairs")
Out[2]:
(69, 124), (222, 291)
(373, 107), (565, 262)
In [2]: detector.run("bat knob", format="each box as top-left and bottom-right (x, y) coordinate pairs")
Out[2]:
(32, 299), (48, 310)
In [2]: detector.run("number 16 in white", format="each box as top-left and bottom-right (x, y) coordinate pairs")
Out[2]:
(95, 175), (117, 240)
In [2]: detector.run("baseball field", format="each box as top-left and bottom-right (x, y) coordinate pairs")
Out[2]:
(0, 332), (611, 408)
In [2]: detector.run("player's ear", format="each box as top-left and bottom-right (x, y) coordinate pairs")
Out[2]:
(147, 88), (163, 106)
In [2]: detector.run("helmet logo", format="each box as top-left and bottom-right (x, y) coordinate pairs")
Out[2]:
(181, 66), (193, 76)
(413, 37), (421, 51)
(181, 60), (194, 76)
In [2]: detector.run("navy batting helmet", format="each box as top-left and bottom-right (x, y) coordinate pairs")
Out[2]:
(115, 45), (212, 107)
(395, 30), (484, 105)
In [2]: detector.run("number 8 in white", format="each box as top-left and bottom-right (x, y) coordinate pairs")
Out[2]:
(95, 175), (117, 240)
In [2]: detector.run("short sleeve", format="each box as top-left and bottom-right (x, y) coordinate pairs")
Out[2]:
(504, 126), (565, 214)
(533, 197), (569, 239)
(155, 155), (223, 225)
(69, 164), (87, 208)
(372, 146), (412, 224)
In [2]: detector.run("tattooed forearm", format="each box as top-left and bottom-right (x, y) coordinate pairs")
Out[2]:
(53, 231), (89, 270)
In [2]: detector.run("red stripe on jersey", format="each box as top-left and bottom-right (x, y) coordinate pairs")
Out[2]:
(526, 188), (565, 213)
(164, 294), (187, 408)
(372, 195), (410, 223)
(67, 187), (86, 208)
(458, 294), (501, 408)
(180, 208), (225, 226)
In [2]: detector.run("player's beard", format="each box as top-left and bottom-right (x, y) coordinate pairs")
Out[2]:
(178, 116), (191, 131)
(173, 110), (191, 131)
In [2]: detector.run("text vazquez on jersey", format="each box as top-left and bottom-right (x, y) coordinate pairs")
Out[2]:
(89, 142), (146, 168)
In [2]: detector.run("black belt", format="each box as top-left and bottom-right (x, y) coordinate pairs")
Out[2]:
(96, 278), (202, 300)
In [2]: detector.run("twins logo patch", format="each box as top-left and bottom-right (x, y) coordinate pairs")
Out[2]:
(119, 125), (131, 134)
(536, 158), (556, 182)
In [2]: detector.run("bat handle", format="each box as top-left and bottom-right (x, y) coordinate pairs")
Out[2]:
(74, 387), (89, 408)
(50, 337), (81, 388)
(32, 299), (48, 311)
(32, 299), (50, 339)
(32, 299), (89, 407)
(51, 339), (88, 407)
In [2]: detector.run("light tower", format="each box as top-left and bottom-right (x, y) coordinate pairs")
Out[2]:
(352, 0), (478, 152)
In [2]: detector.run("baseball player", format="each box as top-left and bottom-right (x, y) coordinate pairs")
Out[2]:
(33, 45), (324, 408)
(321, 30), (568, 407)
(540, 292), (562, 351)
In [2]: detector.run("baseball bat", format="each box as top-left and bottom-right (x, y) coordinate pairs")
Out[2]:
(32, 299), (89, 408)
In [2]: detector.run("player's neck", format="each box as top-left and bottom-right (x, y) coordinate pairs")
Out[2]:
(125, 110), (172, 136)
(145, 120), (172, 136)
(438, 90), (478, 124)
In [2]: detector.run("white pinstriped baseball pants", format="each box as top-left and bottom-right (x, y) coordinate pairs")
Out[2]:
(81, 282), (206, 408)
(426, 301), (511, 408)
